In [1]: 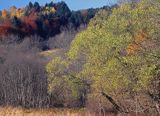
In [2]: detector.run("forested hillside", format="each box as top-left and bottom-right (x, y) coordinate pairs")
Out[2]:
(0, 1), (112, 39)
(0, 0), (159, 115)
(0, 1), (114, 51)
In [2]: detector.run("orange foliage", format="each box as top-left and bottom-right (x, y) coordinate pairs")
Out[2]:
(1, 9), (8, 18)
(127, 31), (148, 55)
(0, 25), (19, 36)
(10, 6), (17, 17)
(127, 44), (139, 55)
(16, 8), (24, 18)
(135, 31), (147, 44)
(21, 15), (38, 32)
(0, 18), (17, 36)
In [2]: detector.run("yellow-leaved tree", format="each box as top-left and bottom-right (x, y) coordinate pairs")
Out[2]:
(10, 6), (17, 17)
(1, 9), (9, 19)
(46, 0), (160, 113)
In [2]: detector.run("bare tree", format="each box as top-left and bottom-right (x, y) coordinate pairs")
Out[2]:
(0, 44), (48, 108)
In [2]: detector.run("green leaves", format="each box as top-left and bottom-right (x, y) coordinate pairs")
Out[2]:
(46, 57), (86, 105)
(46, 0), (160, 109)
(67, 0), (159, 94)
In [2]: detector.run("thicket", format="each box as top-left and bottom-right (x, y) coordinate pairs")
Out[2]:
(0, 45), (48, 108)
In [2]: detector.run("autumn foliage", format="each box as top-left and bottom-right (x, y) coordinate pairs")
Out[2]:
(127, 30), (148, 55)
(0, 1), (109, 40)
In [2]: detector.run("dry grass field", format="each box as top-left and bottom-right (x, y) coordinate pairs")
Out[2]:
(0, 107), (156, 116)
(0, 107), (96, 116)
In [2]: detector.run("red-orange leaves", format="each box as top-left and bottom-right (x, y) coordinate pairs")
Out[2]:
(127, 44), (139, 55)
(135, 31), (147, 44)
(127, 31), (148, 55)
(21, 15), (37, 33)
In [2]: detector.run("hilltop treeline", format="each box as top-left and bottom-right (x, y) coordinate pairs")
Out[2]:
(0, 1), (112, 39)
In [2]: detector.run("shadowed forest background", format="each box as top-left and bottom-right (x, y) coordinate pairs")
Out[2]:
(0, 0), (159, 115)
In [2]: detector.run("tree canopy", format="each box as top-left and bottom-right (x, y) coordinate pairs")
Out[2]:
(46, 0), (160, 112)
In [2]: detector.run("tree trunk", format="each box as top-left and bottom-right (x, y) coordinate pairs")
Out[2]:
(155, 103), (160, 115)
(101, 92), (123, 112)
